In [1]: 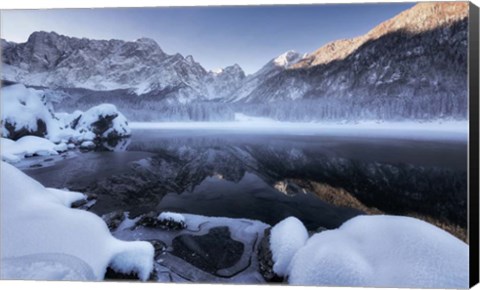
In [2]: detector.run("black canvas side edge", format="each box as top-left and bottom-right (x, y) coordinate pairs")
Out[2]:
(469, 1), (480, 288)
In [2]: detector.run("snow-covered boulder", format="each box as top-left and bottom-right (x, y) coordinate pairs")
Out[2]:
(135, 211), (186, 231)
(1, 136), (67, 163)
(0, 162), (154, 281)
(270, 217), (309, 277)
(73, 104), (131, 140)
(1, 84), (57, 140)
(257, 217), (308, 282)
(157, 212), (187, 230)
(288, 215), (468, 288)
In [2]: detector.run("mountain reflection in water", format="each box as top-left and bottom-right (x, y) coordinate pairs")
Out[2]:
(23, 129), (467, 238)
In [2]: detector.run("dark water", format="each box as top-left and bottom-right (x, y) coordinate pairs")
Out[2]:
(23, 129), (468, 230)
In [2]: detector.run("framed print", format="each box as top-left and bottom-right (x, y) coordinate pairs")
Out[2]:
(1, 1), (479, 288)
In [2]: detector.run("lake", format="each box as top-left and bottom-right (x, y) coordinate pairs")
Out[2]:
(22, 128), (468, 236)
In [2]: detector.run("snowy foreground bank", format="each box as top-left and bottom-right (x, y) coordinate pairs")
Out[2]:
(131, 114), (468, 141)
(0, 161), (468, 287)
(0, 162), (154, 280)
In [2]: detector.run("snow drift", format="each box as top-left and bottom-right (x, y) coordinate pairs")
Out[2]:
(288, 215), (468, 288)
(0, 161), (154, 281)
(1, 136), (66, 163)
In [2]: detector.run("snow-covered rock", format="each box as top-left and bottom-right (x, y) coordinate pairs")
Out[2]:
(73, 104), (131, 140)
(288, 215), (468, 288)
(0, 161), (154, 281)
(135, 211), (187, 231)
(158, 212), (186, 224)
(1, 84), (57, 140)
(157, 212), (187, 230)
(1, 83), (131, 150)
(114, 212), (270, 283)
(269, 217), (308, 277)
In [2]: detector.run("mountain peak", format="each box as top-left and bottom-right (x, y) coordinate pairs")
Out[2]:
(210, 63), (245, 77)
(135, 37), (158, 46)
(211, 68), (224, 75)
(185, 55), (195, 63)
(225, 63), (244, 73)
(27, 31), (60, 42)
(273, 50), (302, 68)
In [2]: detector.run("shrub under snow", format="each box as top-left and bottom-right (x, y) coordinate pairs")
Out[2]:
(269, 216), (309, 277)
(0, 161), (154, 281)
(288, 215), (468, 288)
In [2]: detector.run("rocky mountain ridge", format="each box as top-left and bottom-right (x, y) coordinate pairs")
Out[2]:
(292, 2), (468, 68)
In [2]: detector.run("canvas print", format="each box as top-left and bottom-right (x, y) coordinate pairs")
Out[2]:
(0, 1), (477, 288)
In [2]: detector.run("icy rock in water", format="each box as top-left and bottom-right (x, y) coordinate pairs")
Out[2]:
(74, 104), (131, 140)
(135, 212), (186, 231)
(102, 211), (127, 231)
(0, 162), (154, 281)
(269, 217), (308, 277)
(288, 215), (469, 288)
(146, 240), (168, 258)
(136, 212), (162, 228)
(158, 212), (187, 230)
(1, 84), (55, 140)
(171, 227), (244, 275)
(113, 213), (270, 283)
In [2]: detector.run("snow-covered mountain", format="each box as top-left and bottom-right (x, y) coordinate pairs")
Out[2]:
(1, 2), (470, 121)
(1, 31), (245, 103)
(233, 2), (469, 120)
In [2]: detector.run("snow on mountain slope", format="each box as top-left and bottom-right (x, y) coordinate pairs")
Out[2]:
(293, 2), (469, 69)
(226, 50), (304, 103)
(231, 2), (468, 120)
(205, 64), (246, 100)
(1, 32), (241, 102)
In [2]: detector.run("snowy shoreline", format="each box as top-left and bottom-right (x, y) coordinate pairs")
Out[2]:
(130, 116), (468, 141)
(1, 160), (469, 287)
